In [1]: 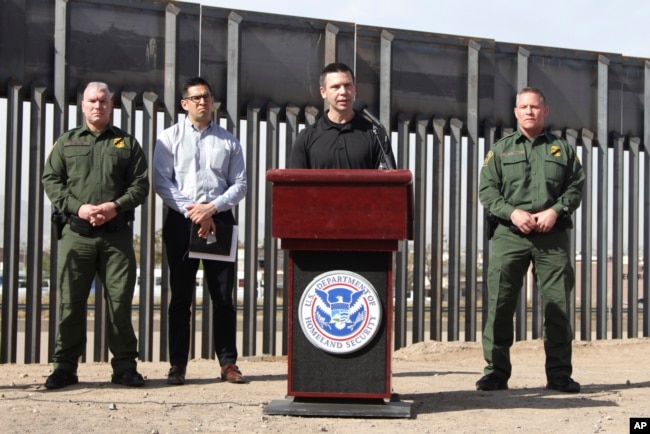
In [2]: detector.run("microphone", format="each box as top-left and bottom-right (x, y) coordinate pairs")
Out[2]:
(352, 100), (396, 169)
(353, 100), (383, 128)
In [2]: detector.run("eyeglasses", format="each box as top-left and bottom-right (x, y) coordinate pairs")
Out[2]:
(184, 94), (212, 103)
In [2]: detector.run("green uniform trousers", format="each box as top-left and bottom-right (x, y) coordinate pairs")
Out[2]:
(52, 224), (139, 374)
(482, 224), (575, 381)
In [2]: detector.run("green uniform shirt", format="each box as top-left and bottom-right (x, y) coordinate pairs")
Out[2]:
(479, 130), (585, 220)
(42, 124), (149, 214)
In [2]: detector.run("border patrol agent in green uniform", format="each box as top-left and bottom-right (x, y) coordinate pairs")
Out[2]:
(41, 82), (149, 389)
(477, 87), (585, 393)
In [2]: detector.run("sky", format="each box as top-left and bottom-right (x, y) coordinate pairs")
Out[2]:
(195, 0), (650, 59)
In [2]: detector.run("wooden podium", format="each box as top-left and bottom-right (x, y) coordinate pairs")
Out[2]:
(263, 169), (413, 418)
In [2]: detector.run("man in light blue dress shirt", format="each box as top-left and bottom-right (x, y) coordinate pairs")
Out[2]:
(153, 76), (247, 385)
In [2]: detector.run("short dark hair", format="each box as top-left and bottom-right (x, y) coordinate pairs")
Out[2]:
(182, 76), (214, 98)
(516, 87), (546, 105)
(319, 62), (355, 87)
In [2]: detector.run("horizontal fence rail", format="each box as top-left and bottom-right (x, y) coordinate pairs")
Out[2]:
(1, 0), (649, 364)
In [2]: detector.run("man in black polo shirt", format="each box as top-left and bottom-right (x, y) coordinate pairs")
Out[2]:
(290, 62), (396, 169)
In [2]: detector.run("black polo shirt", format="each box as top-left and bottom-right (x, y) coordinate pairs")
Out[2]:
(289, 111), (384, 169)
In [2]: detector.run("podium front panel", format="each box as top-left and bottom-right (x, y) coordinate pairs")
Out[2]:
(288, 250), (391, 398)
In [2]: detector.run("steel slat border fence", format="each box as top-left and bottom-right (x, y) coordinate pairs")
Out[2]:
(0, 0), (648, 364)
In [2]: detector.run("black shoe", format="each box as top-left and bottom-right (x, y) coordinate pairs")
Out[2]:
(546, 376), (580, 393)
(476, 373), (508, 391)
(111, 368), (145, 387)
(166, 365), (186, 385)
(45, 369), (79, 390)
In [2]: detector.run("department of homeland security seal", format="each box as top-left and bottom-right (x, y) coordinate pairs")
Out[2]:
(298, 270), (382, 354)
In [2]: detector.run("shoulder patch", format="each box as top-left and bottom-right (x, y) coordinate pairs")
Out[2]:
(550, 145), (561, 157)
(483, 150), (494, 166)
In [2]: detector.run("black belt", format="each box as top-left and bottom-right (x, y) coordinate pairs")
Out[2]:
(497, 214), (573, 236)
(68, 212), (132, 237)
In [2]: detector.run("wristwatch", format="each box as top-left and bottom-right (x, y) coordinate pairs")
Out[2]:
(113, 200), (123, 213)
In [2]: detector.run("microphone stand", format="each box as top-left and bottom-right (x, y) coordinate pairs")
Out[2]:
(353, 99), (397, 169)
(372, 123), (396, 170)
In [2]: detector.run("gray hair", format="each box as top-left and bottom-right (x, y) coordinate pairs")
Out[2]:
(84, 81), (111, 97)
(516, 87), (546, 106)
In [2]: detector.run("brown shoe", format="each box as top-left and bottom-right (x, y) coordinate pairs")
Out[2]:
(220, 363), (246, 383)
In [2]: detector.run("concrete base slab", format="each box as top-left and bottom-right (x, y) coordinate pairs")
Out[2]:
(263, 395), (412, 418)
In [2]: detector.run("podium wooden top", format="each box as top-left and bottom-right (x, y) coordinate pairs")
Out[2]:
(267, 169), (414, 248)
(266, 169), (413, 185)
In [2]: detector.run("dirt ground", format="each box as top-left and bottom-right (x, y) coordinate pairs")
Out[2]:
(1, 337), (648, 433)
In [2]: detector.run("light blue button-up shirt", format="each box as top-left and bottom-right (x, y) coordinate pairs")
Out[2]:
(153, 117), (247, 216)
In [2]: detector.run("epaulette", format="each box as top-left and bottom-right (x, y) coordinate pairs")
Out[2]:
(493, 129), (519, 145)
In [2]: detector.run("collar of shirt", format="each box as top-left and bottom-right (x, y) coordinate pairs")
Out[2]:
(80, 123), (118, 138)
(318, 110), (365, 132)
(514, 129), (553, 145)
(185, 117), (215, 133)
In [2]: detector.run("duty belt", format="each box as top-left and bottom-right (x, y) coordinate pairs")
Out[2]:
(68, 212), (132, 237)
(495, 214), (573, 236)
